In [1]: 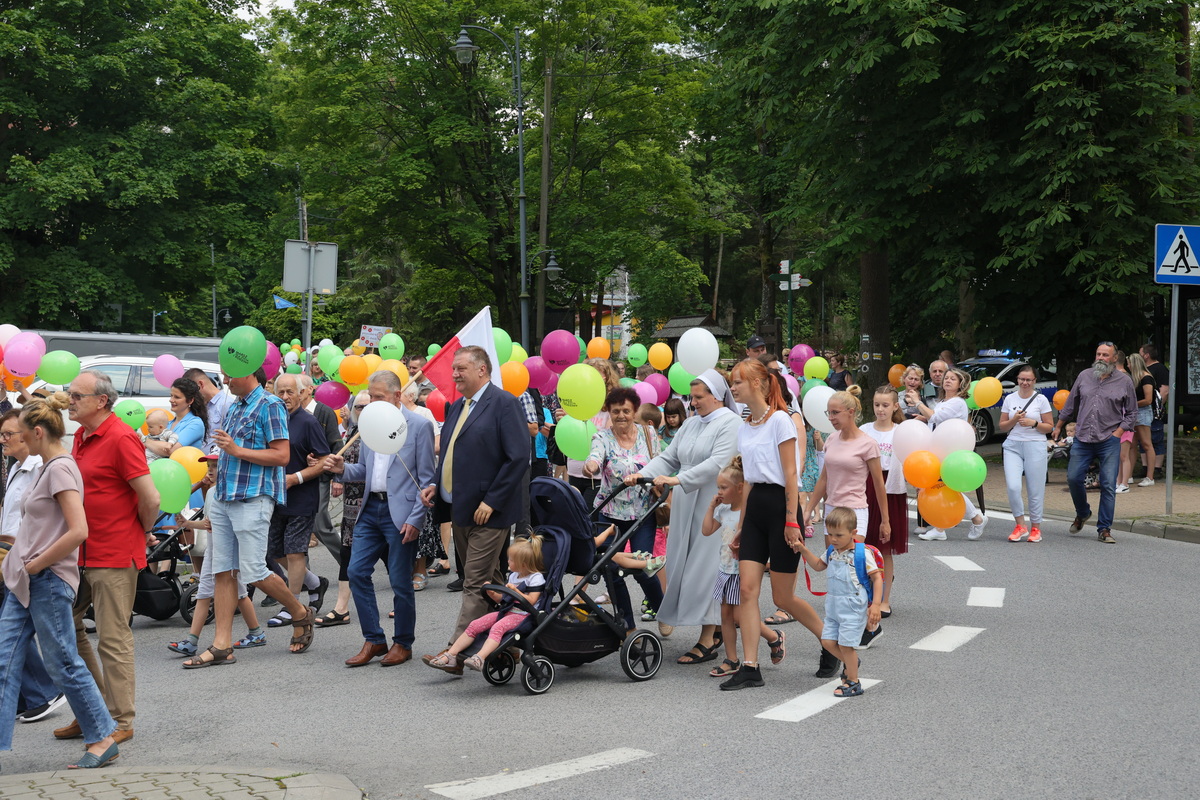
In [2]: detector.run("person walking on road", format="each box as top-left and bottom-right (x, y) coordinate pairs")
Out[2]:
(1052, 343), (1139, 544)
(999, 366), (1054, 542)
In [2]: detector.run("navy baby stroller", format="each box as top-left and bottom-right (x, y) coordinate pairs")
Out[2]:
(473, 476), (667, 694)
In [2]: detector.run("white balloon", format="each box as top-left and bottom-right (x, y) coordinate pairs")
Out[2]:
(358, 401), (409, 455)
(893, 418), (934, 463)
(319, 338), (334, 348)
(676, 328), (720, 376)
(0, 324), (20, 348)
(283, 350), (299, 366)
(802, 385), (836, 434)
(930, 418), (975, 458)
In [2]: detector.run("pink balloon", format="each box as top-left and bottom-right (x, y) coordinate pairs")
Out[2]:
(645, 373), (670, 405)
(542, 372), (559, 395)
(153, 354), (185, 388)
(314, 380), (351, 409)
(261, 342), (282, 378)
(788, 343), (815, 374)
(784, 373), (800, 399)
(4, 332), (46, 377)
(525, 356), (551, 390)
(542, 330), (579, 374)
(634, 381), (658, 407)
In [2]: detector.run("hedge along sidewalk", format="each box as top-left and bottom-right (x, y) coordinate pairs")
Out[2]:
(0, 766), (364, 800)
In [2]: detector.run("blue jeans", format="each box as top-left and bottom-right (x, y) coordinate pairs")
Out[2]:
(600, 513), (663, 629)
(348, 496), (415, 648)
(1002, 439), (1049, 524)
(0, 572), (115, 750)
(1067, 436), (1121, 531)
(0, 584), (58, 713)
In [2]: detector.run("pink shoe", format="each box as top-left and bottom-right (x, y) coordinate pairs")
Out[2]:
(1028, 525), (1042, 543)
(1008, 524), (1028, 542)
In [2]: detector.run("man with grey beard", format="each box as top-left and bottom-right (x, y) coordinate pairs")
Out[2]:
(1052, 342), (1138, 543)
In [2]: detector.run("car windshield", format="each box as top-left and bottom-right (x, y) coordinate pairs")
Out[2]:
(962, 362), (1012, 380)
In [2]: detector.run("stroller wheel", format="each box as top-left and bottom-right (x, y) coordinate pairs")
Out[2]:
(520, 656), (555, 695)
(483, 650), (517, 686)
(179, 581), (215, 626)
(620, 630), (663, 682)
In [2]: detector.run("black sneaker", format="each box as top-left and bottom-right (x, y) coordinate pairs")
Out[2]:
(17, 693), (67, 723)
(815, 649), (841, 678)
(718, 664), (764, 691)
(260, 594), (280, 608)
(856, 625), (883, 650)
(447, 578), (464, 592)
(309, 576), (330, 614)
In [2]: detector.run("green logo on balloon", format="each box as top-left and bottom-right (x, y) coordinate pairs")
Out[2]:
(113, 399), (146, 431)
(219, 326), (268, 378)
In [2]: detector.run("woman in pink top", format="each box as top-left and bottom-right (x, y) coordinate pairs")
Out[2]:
(802, 386), (889, 547)
(0, 396), (118, 770)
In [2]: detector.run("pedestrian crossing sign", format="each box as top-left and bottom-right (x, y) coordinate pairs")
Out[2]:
(1154, 224), (1200, 284)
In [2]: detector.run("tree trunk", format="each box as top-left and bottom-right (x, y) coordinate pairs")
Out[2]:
(955, 278), (976, 361)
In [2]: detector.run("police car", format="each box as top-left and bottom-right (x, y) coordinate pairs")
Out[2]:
(958, 351), (1058, 445)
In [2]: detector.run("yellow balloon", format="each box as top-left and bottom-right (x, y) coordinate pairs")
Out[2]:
(648, 342), (673, 371)
(509, 343), (528, 363)
(395, 363), (410, 387)
(171, 446), (209, 484)
(974, 376), (1003, 408)
(362, 353), (382, 374)
(351, 339), (366, 356)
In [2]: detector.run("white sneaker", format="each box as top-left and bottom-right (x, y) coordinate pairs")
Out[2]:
(914, 526), (928, 535)
(967, 515), (989, 540)
(1115, 484), (1130, 493)
(1138, 477), (1155, 487)
(917, 528), (946, 541)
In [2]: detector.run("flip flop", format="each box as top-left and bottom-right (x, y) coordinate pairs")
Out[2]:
(764, 610), (795, 625)
(677, 641), (719, 664)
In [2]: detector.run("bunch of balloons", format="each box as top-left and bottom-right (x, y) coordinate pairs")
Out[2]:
(0, 327), (83, 389)
(893, 417), (985, 529)
(965, 376), (1003, 411)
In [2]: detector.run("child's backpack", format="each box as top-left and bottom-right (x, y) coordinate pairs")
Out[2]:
(822, 542), (883, 603)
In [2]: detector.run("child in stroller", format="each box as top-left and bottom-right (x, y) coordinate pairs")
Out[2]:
(426, 536), (546, 674)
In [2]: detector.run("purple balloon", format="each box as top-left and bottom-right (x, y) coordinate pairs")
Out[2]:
(4, 332), (46, 377)
(314, 380), (351, 409)
(542, 330), (579, 375)
(645, 373), (670, 405)
(633, 381), (658, 407)
(788, 343), (816, 374)
(784, 373), (800, 399)
(153, 354), (185, 388)
(261, 342), (282, 378)
(525, 356), (551, 390)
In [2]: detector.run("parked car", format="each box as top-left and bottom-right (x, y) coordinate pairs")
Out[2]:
(958, 357), (1058, 445)
(6, 355), (224, 447)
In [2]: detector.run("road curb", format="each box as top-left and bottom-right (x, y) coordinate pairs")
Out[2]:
(0, 767), (365, 799)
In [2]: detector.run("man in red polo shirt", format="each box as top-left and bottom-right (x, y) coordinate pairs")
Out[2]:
(52, 370), (160, 745)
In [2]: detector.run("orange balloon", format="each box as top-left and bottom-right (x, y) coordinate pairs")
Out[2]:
(500, 361), (530, 397)
(1053, 389), (1069, 411)
(1, 364), (23, 391)
(903, 450), (942, 489)
(339, 355), (368, 385)
(648, 342), (673, 371)
(888, 363), (905, 389)
(917, 484), (966, 529)
(362, 353), (383, 374)
(587, 337), (611, 359)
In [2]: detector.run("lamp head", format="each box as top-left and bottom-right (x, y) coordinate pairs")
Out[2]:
(451, 30), (479, 64)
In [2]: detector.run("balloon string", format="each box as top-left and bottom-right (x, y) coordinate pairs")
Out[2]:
(338, 431), (424, 493)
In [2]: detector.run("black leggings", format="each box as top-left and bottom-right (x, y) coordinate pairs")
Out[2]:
(737, 483), (801, 574)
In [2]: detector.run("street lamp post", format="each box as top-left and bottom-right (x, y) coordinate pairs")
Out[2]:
(151, 310), (167, 335)
(451, 26), (530, 351)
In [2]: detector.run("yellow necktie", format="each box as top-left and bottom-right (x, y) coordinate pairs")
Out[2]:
(442, 398), (471, 495)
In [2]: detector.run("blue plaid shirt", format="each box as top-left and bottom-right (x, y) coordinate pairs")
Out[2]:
(216, 385), (289, 504)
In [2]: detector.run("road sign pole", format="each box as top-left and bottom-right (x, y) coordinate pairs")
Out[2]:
(304, 243), (315, 357)
(787, 281), (793, 351)
(1166, 284), (1178, 514)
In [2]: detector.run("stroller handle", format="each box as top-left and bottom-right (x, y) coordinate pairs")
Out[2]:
(482, 583), (540, 617)
(594, 477), (654, 515)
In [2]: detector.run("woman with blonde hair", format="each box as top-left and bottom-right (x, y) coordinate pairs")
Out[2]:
(1126, 353), (1158, 488)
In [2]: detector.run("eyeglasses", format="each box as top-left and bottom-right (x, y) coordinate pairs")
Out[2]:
(68, 392), (101, 402)
(1098, 341), (1115, 348)
(353, 404), (369, 410)
(824, 409), (845, 417)
(0, 431), (18, 440)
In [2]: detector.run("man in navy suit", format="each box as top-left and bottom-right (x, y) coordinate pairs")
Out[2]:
(324, 370), (435, 667)
(420, 345), (530, 669)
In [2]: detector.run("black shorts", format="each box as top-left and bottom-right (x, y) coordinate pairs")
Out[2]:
(738, 483), (801, 574)
(268, 512), (315, 559)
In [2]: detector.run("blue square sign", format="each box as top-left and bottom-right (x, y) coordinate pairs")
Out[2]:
(1154, 224), (1200, 284)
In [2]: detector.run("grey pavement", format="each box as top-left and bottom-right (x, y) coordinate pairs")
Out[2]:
(0, 766), (362, 799)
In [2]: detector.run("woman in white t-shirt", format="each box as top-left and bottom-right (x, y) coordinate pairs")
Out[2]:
(998, 365), (1054, 543)
(726, 359), (836, 690)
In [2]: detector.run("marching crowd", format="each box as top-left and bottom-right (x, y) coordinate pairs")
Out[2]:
(0, 332), (1167, 770)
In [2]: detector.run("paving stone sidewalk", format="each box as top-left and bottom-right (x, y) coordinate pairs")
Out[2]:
(0, 766), (363, 800)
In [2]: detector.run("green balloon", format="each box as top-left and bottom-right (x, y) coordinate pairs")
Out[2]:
(801, 378), (826, 399)
(286, 363), (302, 374)
(493, 329), (513, 364)
(941, 450), (987, 493)
(575, 335), (587, 363)
(150, 458), (192, 514)
(37, 350), (81, 385)
(558, 363), (606, 421)
(618, 377), (637, 388)
(668, 362), (696, 395)
(379, 332), (405, 360)
(113, 399), (146, 431)
(427, 343), (441, 358)
(627, 343), (648, 368)
(555, 416), (596, 461)
(290, 339), (301, 347)
(219, 326), (268, 378)
(317, 344), (344, 376)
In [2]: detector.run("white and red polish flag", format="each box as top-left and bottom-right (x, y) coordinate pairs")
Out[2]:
(420, 307), (503, 405)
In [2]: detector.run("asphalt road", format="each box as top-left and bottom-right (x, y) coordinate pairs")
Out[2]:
(7, 513), (1200, 800)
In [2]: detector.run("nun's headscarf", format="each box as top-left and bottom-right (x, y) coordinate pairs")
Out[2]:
(695, 369), (739, 420)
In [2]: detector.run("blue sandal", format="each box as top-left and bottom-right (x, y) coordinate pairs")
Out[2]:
(68, 742), (119, 769)
(834, 680), (863, 698)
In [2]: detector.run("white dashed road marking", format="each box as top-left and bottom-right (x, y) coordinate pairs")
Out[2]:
(910, 625), (986, 652)
(756, 679), (883, 722)
(967, 587), (1006, 607)
(425, 748), (654, 800)
(934, 555), (985, 571)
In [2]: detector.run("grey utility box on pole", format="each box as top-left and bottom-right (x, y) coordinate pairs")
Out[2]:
(283, 239), (338, 356)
